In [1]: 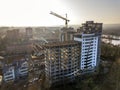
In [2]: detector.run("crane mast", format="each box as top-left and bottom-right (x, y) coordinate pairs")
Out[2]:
(50, 11), (70, 28)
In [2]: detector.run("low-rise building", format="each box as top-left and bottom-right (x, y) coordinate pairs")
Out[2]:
(3, 58), (29, 82)
(3, 64), (15, 82)
(15, 59), (29, 78)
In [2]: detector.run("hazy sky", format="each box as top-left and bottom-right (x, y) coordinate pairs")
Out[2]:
(0, 0), (120, 26)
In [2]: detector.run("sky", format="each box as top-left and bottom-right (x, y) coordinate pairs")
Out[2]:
(0, 0), (120, 26)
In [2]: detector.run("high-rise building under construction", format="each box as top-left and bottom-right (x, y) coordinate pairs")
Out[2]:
(74, 21), (102, 73)
(44, 21), (102, 86)
(44, 41), (80, 86)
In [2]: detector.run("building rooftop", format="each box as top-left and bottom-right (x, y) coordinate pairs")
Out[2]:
(44, 41), (79, 48)
(78, 21), (102, 34)
(2, 64), (15, 74)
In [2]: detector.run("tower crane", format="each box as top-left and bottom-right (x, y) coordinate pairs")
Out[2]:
(50, 11), (70, 28)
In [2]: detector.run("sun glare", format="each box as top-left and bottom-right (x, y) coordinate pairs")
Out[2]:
(0, 0), (71, 26)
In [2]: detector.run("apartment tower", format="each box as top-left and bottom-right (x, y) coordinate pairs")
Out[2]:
(74, 21), (102, 73)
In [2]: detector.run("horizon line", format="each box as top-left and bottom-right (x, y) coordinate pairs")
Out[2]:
(0, 23), (120, 27)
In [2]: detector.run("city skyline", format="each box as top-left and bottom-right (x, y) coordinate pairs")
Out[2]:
(0, 0), (120, 26)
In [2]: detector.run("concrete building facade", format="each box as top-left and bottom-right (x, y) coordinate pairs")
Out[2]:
(26, 27), (33, 39)
(60, 27), (76, 41)
(3, 65), (15, 82)
(6, 29), (20, 42)
(15, 60), (29, 78)
(44, 41), (80, 86)
(74, 21), (102, 73)
(3, 59), (29, 82)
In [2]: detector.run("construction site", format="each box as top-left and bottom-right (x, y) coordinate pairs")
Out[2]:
(43, 12), (103, 87)
(0, 10), (103, 89)
(44, 41), (80, 86)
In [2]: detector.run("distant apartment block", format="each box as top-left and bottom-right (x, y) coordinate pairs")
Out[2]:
(6, 29), (20, 42)
(26, 27), (33, 39)
(74, 21), (102, 73)
(44, 41), (80, 86)
(6, 42), (32, 54)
